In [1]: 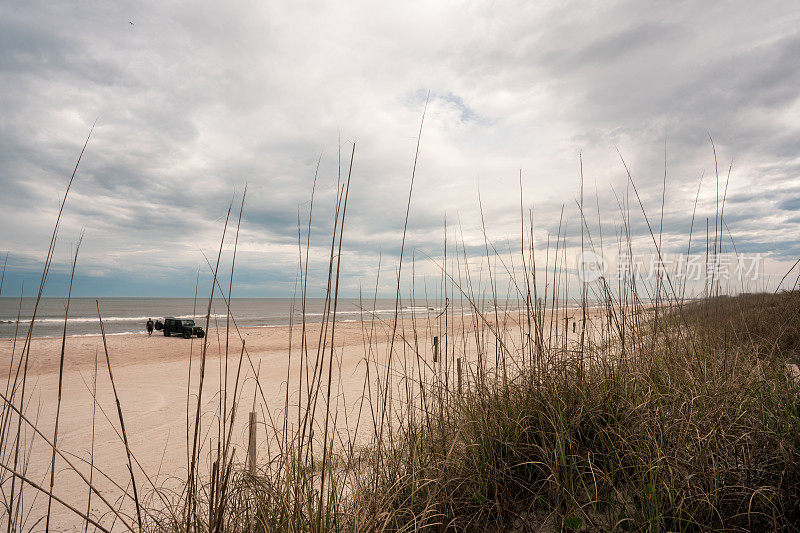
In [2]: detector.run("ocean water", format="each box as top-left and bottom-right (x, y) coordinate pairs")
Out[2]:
(0, 297), (466, 338)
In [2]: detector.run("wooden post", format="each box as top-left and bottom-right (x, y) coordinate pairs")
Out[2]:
(433, 336), (439, 363)
(248, 411), (257, 476)
(457, 357), (462, 395)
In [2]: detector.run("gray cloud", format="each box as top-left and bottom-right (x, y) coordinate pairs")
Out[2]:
(2, 0), (800, 297)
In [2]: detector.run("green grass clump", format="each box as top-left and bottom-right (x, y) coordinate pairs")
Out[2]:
(362, 293), (800, 531)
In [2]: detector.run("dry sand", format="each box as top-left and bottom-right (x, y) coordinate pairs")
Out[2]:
(0, 308), (605, 530)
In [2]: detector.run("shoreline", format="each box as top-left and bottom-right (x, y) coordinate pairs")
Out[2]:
(0, 302), (618, 342)
(0, 305), (613, 378)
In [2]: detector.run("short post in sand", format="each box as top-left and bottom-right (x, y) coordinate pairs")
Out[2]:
(433, 336), (439, 364)
(457, 357), (462, 396)
(248, 359), (260, 477)
(248, 411), (257, 476)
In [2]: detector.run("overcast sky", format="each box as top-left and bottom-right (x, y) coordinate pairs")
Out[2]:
(2, 0), (800, 298)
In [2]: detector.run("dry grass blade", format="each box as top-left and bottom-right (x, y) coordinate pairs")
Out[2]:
(5, 123), (94, 531)
(45, 232), (83, 531)
(96, 300), (143, 530)
(188, 201), (231, 529)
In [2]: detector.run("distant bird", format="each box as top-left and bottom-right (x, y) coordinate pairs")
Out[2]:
(129, 21), (134, 25)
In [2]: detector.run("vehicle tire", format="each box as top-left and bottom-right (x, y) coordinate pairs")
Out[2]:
(182, 330), (191, 339)
(163, 330), (169, 336)
(196, 331), (205, 339)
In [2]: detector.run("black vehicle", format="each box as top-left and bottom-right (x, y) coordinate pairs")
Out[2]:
(162, 317), (205, 338)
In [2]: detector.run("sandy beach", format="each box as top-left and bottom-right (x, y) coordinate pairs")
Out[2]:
(0, 307), (606, 529)
(0, 318), (397, 529)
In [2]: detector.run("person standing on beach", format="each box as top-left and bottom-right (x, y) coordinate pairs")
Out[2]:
(146, 318), (154, 336)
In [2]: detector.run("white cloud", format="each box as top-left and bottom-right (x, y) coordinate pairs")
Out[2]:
(2, 0), (800, 296)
